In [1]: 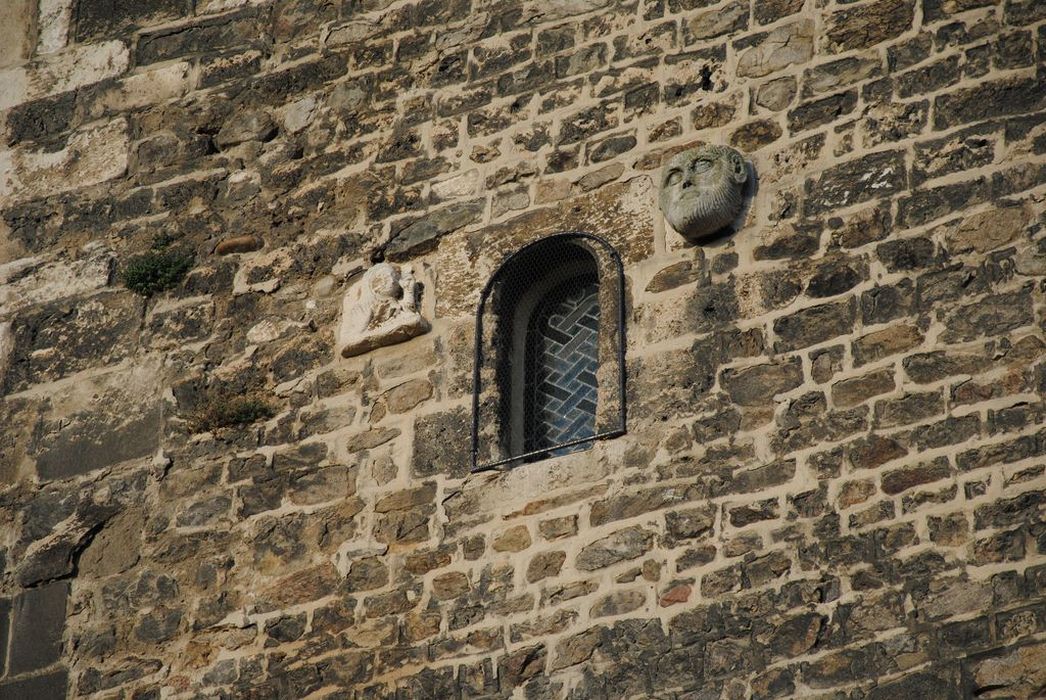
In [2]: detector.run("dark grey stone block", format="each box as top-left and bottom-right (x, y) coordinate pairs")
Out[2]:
(0, 668), (68, 700)
(7, 581), (69, 675)
(35, 403), (162, 481)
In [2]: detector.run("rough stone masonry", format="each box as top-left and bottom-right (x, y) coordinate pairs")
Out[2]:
(0, 0), (1044, 697)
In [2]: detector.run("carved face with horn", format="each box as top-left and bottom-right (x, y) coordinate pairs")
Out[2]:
(658, 144), (748, 243)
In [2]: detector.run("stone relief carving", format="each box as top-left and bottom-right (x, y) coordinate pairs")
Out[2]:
(338, 262), (429, 358)
(658, 144), (749, 243)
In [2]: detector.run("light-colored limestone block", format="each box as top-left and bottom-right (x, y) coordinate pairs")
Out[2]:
(0, 0), (35, 68)
(0, 119), (129, 203)
(0, 39), (129, 110)
(37, 0), (74, 55)
(0, 242), (114, 317)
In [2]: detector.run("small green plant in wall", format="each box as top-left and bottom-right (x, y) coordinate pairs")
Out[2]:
(121, 236), (194, 297)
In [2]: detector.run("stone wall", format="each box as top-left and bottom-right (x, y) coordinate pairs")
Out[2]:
(0, 0), (1044, 697)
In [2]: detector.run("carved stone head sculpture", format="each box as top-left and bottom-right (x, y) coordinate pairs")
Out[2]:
(658, 144), (749, 243)
(339, 262), (429, 358)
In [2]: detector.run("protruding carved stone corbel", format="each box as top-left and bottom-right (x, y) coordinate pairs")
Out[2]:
(659, 144), (749, 243)
(338, 262), (429, 358)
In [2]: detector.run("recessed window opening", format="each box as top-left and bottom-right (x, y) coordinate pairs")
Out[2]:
(471, 232), (626, 472)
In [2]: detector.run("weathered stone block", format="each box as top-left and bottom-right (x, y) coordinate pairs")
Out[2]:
(265, 614), (306, 643)
(591, 485), (700, 527)
(250, 53), (347, 104)
(720, 358), (803, 406)
(848, 434), (908, 470)
(0, 669), (69, 700)
(576, 528), (654, 571)
(374, 483), (436, 514)
(755, 75), (797, 112)
(629, 344), (717, 424)
(727, 459), (796, 495)
(215, 109), (277, 150)
(736, 21), (815, 78)
(386, 200), (484, 259)
(941, 288), (1035, 342)
(684, 1), (748, 42)
(411, 408), (470, 478)
(975, 491), (1044, 531)
(828, 205), (891, 249)
(909, 415), (980, 450)
(754, 0), (803, 24)
(0, 0), (35, 67)
(539, 515), (578, 541)
(701, 563), (742, 596)
(34, 399), (161, 480)
(823, 0), (914, 53)
(134, 608), (182, 642)
(805, 258), (863, 299)
(753, 221), (821, 261)
(4, 292), (143, 392)
(728, 498), (778, 527)
(4, 90), (78, 146)
(767, 612), (823, 659)
(0, 40), (129, 111)
(138, 9), (266, 64)
(493, 525), (532, 553)
(8, 581), (69, 674)
(867, 671), (962, 700)
(970, 528), (1026, 564)
(591, 590), (646, 618)
(555, 44), (606, 78)
(788, 91), (857, 133)
(877, 236), (937, 272)
(935, 74), (1046, 130)
(200, 49), (263, 87)
(527, 551), (566, 583)
(0, 245), (114, 318)
(896, 56), (960, 100)
(967, 642), (1046, 699)
(882, 457), (950, 496)
(496, 644), (546, 689)
(832, 369), (895, 409)
(927, 513), (969, 546)
(874, 391), (943, 429)
(75, 0), (189, 41)
(804, 150), (907, 215)
(898, 177), (990, 227)
(942, 204), (1028, 255)
(802, 55), (882, 96)
(845, 289), (895, 337)
(345, 552), (391, 594)
(773, 299), (856, 352)
(558, 102), (619, 145)
(730, 119), (783, 151)
(0, 119), (130, 203)
(176, 495), (231, 527)
(853, 324), (923, 367)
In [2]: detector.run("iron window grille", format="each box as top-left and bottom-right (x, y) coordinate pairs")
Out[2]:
(471, 232), (627, 472)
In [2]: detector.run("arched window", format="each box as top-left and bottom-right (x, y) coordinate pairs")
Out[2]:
(471, 233), (626, 471)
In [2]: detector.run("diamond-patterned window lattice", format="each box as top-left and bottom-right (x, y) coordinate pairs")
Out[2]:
(525, 276), (600, 457)
(471, 233), (626, 472)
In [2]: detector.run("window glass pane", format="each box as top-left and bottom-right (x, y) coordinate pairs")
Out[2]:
(525, 275), (600, 457)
